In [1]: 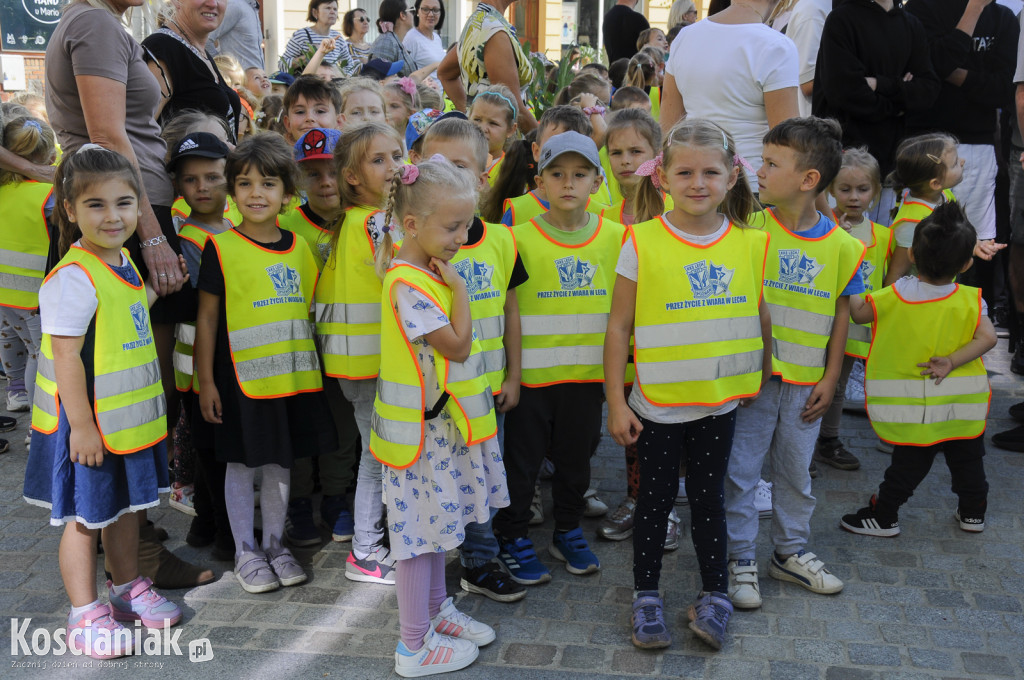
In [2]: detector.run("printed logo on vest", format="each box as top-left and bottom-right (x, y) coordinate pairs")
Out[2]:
(556, 256), (597, 290)
(455, 258), (498, 300)
(685, 260), (733, 299)
(123, 301), (154, 351)
(316, 242), (331, 264)
(859, 260), (876, 291)
(778, 249), (824, 286)
(253, 263), (305, 308)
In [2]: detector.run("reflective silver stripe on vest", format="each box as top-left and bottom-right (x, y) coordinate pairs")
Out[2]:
(457, 391), (494, 419)
(0, 247), (47, 271)
(481, 348), (505, 375)
(33, 384), (58, 417)
(635, 317), (760, 349)
(320, 333), (381, 357)
(316, 301), (381, 325)
(378, 378), (423, 408)
(866, 401), (989, 424)
(866, 375), (990, 399)
(448, 353), (486, 382)
(768, 303), (834, 337)
(0, 271), (42, 293)
(176, 323), (196, 345)
(473, 315), (505, 342)
(637, 349), (762, 384)
(371, 409), (422, 445)
(772, 338), (826, 368)
(235, 351), (321, 383)
(172, 352), (193, 377)
(97, 392), (166, 435)
(37, 353), (56, 382)
(230, 319), (313, 353)
(847, 323), (871, 343)
(522, 345), (603, 370)
(94, 359), (162, 401)
(521, 313), (608, 337)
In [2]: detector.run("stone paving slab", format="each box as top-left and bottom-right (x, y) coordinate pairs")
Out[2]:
(2, 341), (1024, 678)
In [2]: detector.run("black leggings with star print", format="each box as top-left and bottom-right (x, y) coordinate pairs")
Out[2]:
(632, 411), (735, 594)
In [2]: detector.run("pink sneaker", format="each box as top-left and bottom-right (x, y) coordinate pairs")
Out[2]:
(66, 604), (134, 659)
(107, 577), (182, 628)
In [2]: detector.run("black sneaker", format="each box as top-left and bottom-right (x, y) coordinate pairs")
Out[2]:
(460, 562), (527, 603)
(840, 497), (899, 537)
(1009, 402), (1024, 423)
(813, 438), (861, 470)
(0, 415), (15, 432)
(0, 438), (8, 454)
(808, 461), (819, 479)
(992, 424), (1024, 452)
(954, 508), (985, 533)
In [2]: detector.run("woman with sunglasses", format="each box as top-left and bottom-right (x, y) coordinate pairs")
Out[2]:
(370, 0), (440, 80)
(282, 0), (358, 76)
(343, 9), (373, 65)
(403, 0), (446, 79)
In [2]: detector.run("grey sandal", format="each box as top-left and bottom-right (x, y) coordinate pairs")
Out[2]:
(234, 544), (280, 593)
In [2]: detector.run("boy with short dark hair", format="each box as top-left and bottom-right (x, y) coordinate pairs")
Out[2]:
(610, 86), (653, 114)
(841, 202), (994, 537)
(282, 75), (344, 143)
(725, 117), (866, 609)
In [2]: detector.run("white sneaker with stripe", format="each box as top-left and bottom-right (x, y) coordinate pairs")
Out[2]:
(394, 628), (479, 678)
(430, 596), (495, 646)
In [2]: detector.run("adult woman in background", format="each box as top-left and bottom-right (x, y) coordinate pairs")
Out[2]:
(437, 0), (536, 132)
(343, 8), (372, 65)
(44, 0), (213, 589)
(667, 0), (698, 29)
(659, 0), (798, 187)
(281, 0), (358, 76)
(142, 0), (241, 142)
(403, 0), (446, 75)
(370, 0), (439, 80)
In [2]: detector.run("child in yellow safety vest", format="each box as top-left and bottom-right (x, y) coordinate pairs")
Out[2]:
(813, 149), (892, 474)
(24, 146), (187, 659)
(419, 117), (530, 603)
(841, 202), (995, 537)
(0, 115), (54, 421)
(494, 131), (623, 584)
(606, 119), (771, 651)
(315, 121), (405, 584)
(725, 118), (866, 611)
(884, 133), (1004, 285)
(194, 134), (338, 594)
(165, 131), (235, 556)
(370, 159), (505, 677)
(468, 85), (518, 187)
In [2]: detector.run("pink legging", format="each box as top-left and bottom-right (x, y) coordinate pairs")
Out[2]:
(396, 552), (448, 650)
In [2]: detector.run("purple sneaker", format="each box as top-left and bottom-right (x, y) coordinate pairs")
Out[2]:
(631, 591), (671, 649)
(687, 591), (732, 650)
(108, 577), (182, 628)
(66, 603), (134, 659)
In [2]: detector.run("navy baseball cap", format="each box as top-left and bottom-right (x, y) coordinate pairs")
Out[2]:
(166, 132), (230, 172)
(362, 59), (404, 80)
(269, 71), (296, 86)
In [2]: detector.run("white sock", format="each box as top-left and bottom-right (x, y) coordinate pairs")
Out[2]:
(70, 599), (101, 618)
(110, 579), (135, 596)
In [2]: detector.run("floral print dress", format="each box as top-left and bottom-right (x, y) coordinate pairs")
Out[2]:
(457, 2), (535, 100)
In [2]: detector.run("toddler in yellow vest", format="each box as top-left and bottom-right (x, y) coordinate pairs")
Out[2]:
(369, 159), (505, 677)
(841, 202), (995, 536)
(725, 118), (866, 610)
(24, 146), (186, 658)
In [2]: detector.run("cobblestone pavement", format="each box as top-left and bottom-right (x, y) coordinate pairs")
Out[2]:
(2, 342), (1024, 679)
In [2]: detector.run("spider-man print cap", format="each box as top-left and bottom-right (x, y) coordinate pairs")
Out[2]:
(293, 127), (341, 162)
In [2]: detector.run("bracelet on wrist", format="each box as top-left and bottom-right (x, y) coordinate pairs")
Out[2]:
(140, 235), (168, 249)
(582, 105), (606, 116)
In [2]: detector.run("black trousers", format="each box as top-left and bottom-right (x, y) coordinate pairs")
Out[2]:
(493, 383), (604, 538)
(633, 411), (735, 593)
(874, 435), (988, 519)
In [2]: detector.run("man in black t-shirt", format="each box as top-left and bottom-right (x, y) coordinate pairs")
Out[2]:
(603, 0), (650, 64)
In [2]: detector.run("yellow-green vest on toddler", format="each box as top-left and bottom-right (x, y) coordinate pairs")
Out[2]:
(514, 216), (624, 386)
(0, 181), (52, 310)
(451, 222), (516, 394)
(631, 219), (768, 406)
(211, 229), (322, 398)
(752, 209), (865, 385)
(600, 195), (675, 227)
(370, 263), (497, 469)
(316, 206), (385, 380)
(846, 221), (893, 359)
(32, 247), (166, 454)
(172, 195), (243, 226)
(172, 221), (224, 393)
(279, 207), (333, 271)
(503, 191), (609, 226)
(891, 189), (957, 230)
(865, 285), (989, 446)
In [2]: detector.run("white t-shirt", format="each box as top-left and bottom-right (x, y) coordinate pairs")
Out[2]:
(403, 28), (445, 74)
(666, 19), (798, 185)
(38, 245), (133, 336)
(894, 195), (942, 248)
(785, 0), (830, 117)
(891, 275), (988, 315)
(616, 214), (740, 424)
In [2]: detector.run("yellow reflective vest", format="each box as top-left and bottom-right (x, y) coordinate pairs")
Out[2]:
(451, 222), (516, 394)
(752, 209), (865, 385)
(486, 151), (505, 188)
(503, 190), (609, 226)
(846, 221), (893, 359)
(599, 195), (675, 227)
(172, 195), (242, 226)
(599, 146), (623, 207)
(316, 206), (385, 379)
(370, 263), (497, 469)
(514, 216), (624, 386)
(631, 218), (768, 406)
(865, 284), (989, 446)
(0, 181), (52, 310)
(891, 189), (957, 235)
(32, 247), (167, 454)
(211, 229), (322, 398)
(279, 206), (333, 272)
